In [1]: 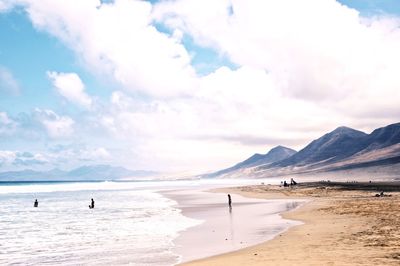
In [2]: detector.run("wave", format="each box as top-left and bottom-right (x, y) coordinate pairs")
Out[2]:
(0, 181), (141, 194)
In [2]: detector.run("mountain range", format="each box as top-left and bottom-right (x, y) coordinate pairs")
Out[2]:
(207, 122), (400, 179)
(0, 165), (158, 181)
(3, 122), (399, 181)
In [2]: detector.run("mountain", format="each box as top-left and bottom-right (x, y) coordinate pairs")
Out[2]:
(0, 165), (157, 181)
(362, 123), (400, 151)
(205, 145), (296, 178)
(208, 122), (400, 179)
(66, 165), (154, 180)
(274, 127), (368, 167)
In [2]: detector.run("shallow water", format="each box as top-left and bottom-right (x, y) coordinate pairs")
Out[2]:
(0, 179), (298, 265)
(0, 182), (200, 265)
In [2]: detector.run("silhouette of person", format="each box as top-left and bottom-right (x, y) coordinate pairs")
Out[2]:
(228, 194), (232, 208)
(89, 198), (95, 209)
(34, 199), (38, 207)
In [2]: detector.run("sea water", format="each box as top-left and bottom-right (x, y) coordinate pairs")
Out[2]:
(0, 181), (204, 265)
(0, 178), (292, 265)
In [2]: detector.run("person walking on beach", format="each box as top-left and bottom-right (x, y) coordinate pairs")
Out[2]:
(34, 199), (38, 207)
(227, 194), (232, 208)
(89, 198), (95, 209)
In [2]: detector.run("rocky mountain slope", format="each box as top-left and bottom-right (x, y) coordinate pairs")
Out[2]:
(208, 122), (400, 179)
(204, 145), (296, 178)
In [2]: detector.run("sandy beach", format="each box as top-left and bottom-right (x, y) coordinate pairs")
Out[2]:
(164, 188), (304, 263)
(181, 181), (400, 266)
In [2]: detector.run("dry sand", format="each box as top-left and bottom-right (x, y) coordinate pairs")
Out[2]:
(181, 182), (400, 266)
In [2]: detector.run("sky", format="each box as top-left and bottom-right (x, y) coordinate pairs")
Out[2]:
(0, 0), (400, 173)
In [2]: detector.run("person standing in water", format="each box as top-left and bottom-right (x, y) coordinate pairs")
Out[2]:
(227, 194), (232, 208)
(89, 198), (95, 209)
(34, 199), (38, 207)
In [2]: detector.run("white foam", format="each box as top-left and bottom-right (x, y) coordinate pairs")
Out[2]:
(0, 185), (201, 265)
(0, 178), (287, 265)
(0, 178), (282, 195)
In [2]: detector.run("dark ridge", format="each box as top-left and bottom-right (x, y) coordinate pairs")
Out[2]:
(273, 126), (368, 167)
(364, 123), (400, 151)
(208, 122), (400, 178)
(204, 145), (296, 178)
(326, 155), (400, 172)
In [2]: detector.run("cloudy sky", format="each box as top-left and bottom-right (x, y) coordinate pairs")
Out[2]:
(0, 0), (400, 173)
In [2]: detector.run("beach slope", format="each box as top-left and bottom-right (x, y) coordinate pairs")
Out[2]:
(182, 182), (400, 266)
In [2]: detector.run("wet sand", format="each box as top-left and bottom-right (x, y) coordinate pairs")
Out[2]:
(163, 189), (305, 263)
(181, 181), (400, 266)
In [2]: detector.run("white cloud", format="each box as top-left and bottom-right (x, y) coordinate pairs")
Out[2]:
(49, 144), (111, 162)
(0, 109), (75, 141)
(42, 117), (74, 139)
(155, 0), (400, 110)
(95, 83), (338, 171)
(13, 151), (49, 166)
(3, 0), (400, 171)
(78, 147), (110, 161)
(0, 112), (17, 135)
(21, 0), (197, 98)
(33, 108), (75, 138)
(0, 66), (20, 95)
(0, 146), (111, 170)
(47, 71), (93, 108)
(0, 0), (14, 12)
(0, 112), (12, 124)
(0, 150), (48, 167)
(0, 150), (17, 166)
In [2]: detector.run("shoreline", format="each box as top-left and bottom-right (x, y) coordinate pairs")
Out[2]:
(180, 182), (400, 266)
(162, 188), (305, 264)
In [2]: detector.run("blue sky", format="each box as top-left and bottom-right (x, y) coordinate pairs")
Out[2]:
(1, 0), (400, 173)
(339, 0), (400, 16)
(0, 10), (111, 113)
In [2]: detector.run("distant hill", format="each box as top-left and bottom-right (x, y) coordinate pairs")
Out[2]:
(0, 165), (157, 181)
(205, 145), (296, 178)
(207, 122), (400, 179)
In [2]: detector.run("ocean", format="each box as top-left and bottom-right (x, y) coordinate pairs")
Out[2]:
(0, 179), (299, 265)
